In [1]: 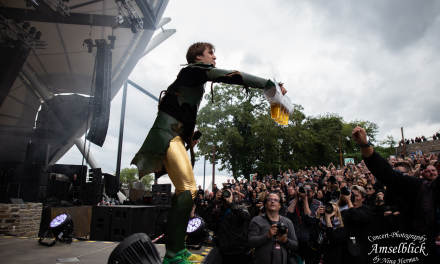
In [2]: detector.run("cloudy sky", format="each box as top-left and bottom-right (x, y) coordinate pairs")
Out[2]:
(59, 0), (440, 189)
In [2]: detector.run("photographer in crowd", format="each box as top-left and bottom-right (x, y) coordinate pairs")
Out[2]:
(208, 188), (252, 264)
(286, 183), (323, 264)
(338, 185), (372, 264)
(249, 193), (297, 264)
(310, 203), (346, 264)
(352, 126), (440, 263)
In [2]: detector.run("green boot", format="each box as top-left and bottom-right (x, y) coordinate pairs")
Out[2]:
(163, 190), (193, 262)
(162, 248), (192, 264)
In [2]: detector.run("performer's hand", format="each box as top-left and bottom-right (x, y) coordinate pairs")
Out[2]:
(192, 139), (199, 147)
(279, 83), (287, 95)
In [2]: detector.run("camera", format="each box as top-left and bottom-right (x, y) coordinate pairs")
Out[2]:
(276, 222), (287, 236)
(221, 190), (231, 200)
(340, 186), (350, 196)
(324, 202), (334, 214)
(298, 186), (309, 195)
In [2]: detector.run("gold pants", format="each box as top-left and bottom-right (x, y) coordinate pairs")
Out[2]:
(163, 136), (197, 199)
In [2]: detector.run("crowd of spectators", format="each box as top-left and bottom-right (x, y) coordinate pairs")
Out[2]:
(398, 131), (440, 145)
(193, 127), (440, 264)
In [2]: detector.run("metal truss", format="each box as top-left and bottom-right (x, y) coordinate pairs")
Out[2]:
(45, 0), (71, 16)
(24, 0), (71, 16)
(0, 15), (47, 50)
(115, 0), (143, 32)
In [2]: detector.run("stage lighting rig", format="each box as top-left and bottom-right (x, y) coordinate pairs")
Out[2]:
(38, 213), (75, 247)
(0, 15), (46, 50)
(24, 0), (71, 16)
(114, 0), (143, 34)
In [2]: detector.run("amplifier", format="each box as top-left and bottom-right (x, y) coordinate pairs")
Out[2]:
(152, 184), (171, 194)
(152, 193), (171, 204)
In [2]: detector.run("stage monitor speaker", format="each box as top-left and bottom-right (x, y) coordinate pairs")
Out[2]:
(152, 184), (171, 194)
(90, 206), (156, 241)
(87, 39), (112, 147)
(0, 46), (30, 108)
(90, 206), (112, 241)
(25, 143), (50, 164)
(152, 193), (171, 204)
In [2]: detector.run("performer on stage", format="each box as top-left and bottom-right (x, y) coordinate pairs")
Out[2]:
(131, 42), (287, 264)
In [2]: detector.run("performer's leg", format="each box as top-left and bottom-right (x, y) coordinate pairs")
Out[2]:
(163, 136), (198, 199)
(163, 136), (197, 262)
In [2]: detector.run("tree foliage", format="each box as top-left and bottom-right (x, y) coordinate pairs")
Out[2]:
(119, 166), (154, 190)
(196, 84), (395, 180)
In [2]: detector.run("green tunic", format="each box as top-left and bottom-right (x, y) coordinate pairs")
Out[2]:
(131, 63), (275, 178)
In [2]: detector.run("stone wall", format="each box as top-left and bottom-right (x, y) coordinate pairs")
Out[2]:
(0, 203), (42, 237)
(395, 140), (440, 156)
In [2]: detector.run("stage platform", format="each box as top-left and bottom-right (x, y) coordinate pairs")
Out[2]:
(0, 234), (212, 264)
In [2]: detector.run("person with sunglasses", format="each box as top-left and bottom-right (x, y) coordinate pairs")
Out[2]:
(249, 193), (298, 264)
(363, 183), (377, 209)
(365, 170), (385, 193)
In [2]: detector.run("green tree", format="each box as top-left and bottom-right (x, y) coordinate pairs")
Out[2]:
(197, 83), (389, 175)
(119, 167), (154, 190)
(140, 173), (154, 191)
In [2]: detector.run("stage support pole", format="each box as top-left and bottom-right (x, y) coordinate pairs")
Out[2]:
(116, 80), (128, 181)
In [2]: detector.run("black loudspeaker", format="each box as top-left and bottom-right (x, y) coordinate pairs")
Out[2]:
(88, 168), (102, 182)
(152, 193), (171, 204)
(90, 206), (156, 241)
(90, 206), (112, 241)
(154, 205), (170, 236)
(152, 184), (171, 194)
(25, 143), (50, 164)
(80, 182), (103, 205)
(86, 39), (112, 147)
(16, 164), (49, 202)
(0, 46), (30, 108)
(0, 162), (49, 203)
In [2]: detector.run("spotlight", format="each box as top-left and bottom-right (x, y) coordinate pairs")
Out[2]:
(108, 233), (161, 264)
(186, 216), (211, 250)
(29, 27), (36, 35)
(115, 15), (125, 25)
(22, 22), (30, 30)
(38, 214), (75, 247)
(83, 38), (94, 53)
(35, 31), (42, 40)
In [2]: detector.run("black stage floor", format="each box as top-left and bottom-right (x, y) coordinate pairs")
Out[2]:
(0, 234), (212, 264)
